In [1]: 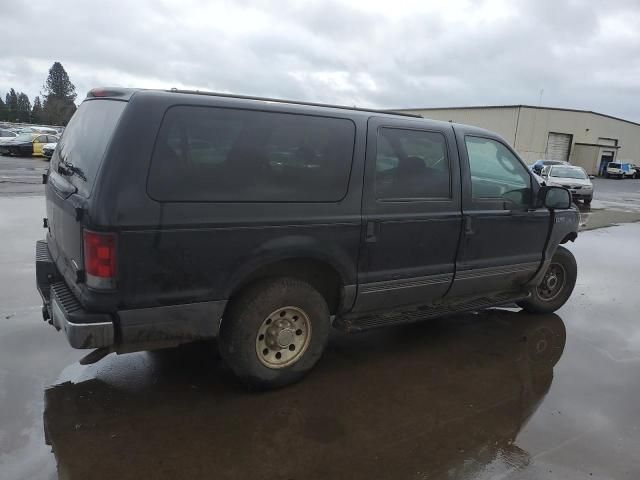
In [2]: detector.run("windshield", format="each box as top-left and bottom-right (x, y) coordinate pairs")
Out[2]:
(550, 167), (587, 179)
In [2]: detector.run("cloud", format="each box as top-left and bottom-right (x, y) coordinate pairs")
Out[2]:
(1, 0), (639, 121)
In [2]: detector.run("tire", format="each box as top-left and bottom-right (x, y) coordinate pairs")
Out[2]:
(606, 173), (610, 178)
(219, 277), (331, 389)
(517, 246), (577, 314)
(583, 196), (592, 205)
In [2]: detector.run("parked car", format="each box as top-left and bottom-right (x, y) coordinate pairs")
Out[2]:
(615, 161), (639, 179)
(606, 162), (636, 179)
(42, 142), (57, 160)
(541, 165), (593, 205)
(529, 159), (569, 175)
(36, 88), (579, 389)
(33, 126), (60, 135)
(0, 133), (59, 157)
(0, 128), (17, 138)
(0, 130), (18, 147)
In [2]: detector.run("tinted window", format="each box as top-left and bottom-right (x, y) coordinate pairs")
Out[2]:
(608, 163), (620, 168)
(375, 128), (450, 200)
(465, 136), (532, 208)
(148, 106), (355, 202)
(52, 100), (126, 197)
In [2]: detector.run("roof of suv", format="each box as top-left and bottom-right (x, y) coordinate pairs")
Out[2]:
(86, 87), (423, 119)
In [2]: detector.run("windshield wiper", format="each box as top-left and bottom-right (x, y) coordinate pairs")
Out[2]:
(58, 160), (87, 182)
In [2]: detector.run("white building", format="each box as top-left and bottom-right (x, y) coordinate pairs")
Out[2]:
(396, 105), (640, 175)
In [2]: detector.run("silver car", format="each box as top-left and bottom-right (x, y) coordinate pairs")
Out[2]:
(42, 142), (57, 160)
(541, 165), (593, 205)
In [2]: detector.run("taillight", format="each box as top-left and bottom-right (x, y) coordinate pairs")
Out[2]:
(83, 230), (117, 289)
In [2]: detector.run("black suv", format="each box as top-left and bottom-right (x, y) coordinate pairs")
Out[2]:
(36, 88), (579, 388)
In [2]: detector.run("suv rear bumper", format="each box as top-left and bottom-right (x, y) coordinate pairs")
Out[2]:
(49, 281), (115, 348)
(37, 240), (115, 348)
(36, 240), (225, 351)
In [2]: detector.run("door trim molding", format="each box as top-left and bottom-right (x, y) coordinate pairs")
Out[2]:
(360, 272), (453, 295)
(455, 261), (539, 281)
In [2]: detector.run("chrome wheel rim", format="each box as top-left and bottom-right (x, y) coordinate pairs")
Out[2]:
(537, 263), (566, 301)
(256, 306), (312, 369)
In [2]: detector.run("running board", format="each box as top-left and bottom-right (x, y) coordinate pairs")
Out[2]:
(335, 291), (529, 333)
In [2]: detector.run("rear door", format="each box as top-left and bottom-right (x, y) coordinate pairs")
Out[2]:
(352, 117), (462, 313)
(448, 127), (549, 298)
(46, 99), (127, 286)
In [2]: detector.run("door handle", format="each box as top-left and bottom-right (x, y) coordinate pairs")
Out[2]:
(365, 221), (377, 243)
(464, 216), (475, 236)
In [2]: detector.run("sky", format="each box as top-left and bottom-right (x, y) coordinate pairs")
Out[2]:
(2, 0), (640, 121)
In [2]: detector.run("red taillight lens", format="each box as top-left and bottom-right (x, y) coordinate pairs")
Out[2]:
(83, 230), (117, 288)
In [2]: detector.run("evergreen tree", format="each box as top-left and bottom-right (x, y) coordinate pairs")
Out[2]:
(6, 89), (18, 121)
(16, 93), (31, 123)
(42, 62), (77, 125)
(31, 96), (43, 124)
(0, 95), (6, 121)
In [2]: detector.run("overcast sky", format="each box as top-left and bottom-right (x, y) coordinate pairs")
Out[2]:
(2, 0), (640, 120)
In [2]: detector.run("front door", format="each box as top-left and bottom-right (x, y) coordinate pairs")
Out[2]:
(448, 129), (549, 298)
(352, 117), (462, 313)
(33, 134), (47, 156)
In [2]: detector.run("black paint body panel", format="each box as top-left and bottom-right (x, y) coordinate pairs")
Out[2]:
(38, 89), (579, 350)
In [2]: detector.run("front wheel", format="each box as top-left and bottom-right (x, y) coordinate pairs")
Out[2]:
(219, 278), (331, 389)
(517, 246), (577, 314)
(583, 196), (592, 205)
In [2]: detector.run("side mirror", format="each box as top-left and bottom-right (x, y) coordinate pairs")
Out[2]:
(541, 186), (571, 210)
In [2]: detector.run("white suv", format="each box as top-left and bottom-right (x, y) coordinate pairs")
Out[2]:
(606, 162), (635, 179)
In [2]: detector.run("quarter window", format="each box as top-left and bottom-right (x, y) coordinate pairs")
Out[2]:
(465, 136), (532, 208)
(149, 106), (356, 202)
(375, 128), (450, 200)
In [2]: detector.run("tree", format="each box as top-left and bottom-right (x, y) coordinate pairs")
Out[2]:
(0, 95), (6, 121)
(42, 97), (76, 126)
(31, 96), (43, 124)
(6, 89), (18, 121)
(16, 93), (31, 123)
(42, 62), (77, 125)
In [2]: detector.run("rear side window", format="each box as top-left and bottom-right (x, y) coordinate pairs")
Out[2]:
(148, 106), (356, 202)
(375, 127), (450, 200)
(52, 100), (126, 197)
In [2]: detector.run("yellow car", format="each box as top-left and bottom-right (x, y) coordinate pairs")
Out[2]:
(0, 133), (59, 157)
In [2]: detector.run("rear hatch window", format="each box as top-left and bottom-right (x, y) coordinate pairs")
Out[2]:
(51, 99), (126, 197)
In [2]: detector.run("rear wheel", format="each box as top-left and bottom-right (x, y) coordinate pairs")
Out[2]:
(517, 246), (577, 314)
(219, 278), (331, 389)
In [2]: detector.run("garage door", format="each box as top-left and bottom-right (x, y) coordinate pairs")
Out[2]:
(546, 132), (572, 162)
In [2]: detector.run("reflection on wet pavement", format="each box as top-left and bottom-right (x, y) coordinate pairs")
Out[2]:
(576, 202), (640, 231)
(578, 178), (640, 230)
(42, 311), (564, 480)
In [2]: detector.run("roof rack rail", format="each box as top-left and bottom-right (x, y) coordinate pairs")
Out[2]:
(166, 89), (423, 118)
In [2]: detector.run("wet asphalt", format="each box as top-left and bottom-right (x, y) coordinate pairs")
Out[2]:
(1, 160), (640, 479)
